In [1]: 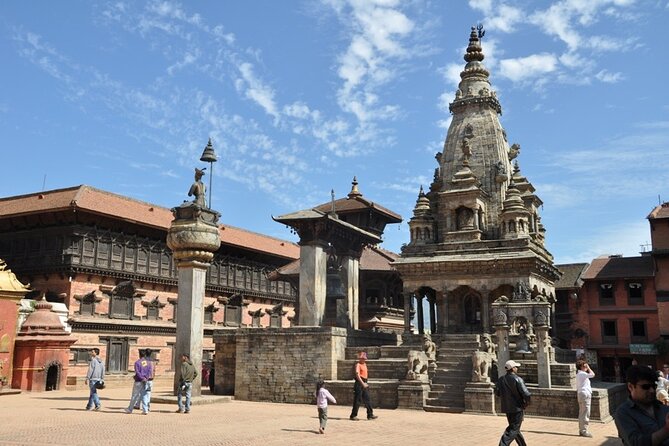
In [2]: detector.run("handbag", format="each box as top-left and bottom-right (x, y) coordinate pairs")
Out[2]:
(94, 380), (106, 390)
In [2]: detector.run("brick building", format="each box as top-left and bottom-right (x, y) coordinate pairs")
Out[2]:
(0, 185), (299, 387)
(648, 202), (669, 339)
(570, 255), (659, 382)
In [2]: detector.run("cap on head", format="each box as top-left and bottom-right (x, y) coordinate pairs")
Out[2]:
(505, 360), (521, 370)
(358, 351), (368, 360)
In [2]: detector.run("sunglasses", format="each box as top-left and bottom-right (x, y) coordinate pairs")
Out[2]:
(637, 383), (657, 390)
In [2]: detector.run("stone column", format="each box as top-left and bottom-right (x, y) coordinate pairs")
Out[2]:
(298, 242), (327, 326)
(429, 297), (437, 334)
(439, 290), (449, 334)
(402, 291), (412, 334)
(167, 204), (221, 397)
(416, 294), (424, 334)
(341, 255), (359, 329)
(535, 325), (552, 388)
(481, 294), (490, 332)
(495, 325), (510, 378)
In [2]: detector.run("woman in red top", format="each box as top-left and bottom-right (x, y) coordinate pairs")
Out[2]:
(349, 351), (378, 421)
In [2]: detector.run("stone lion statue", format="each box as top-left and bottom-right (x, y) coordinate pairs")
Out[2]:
(422, 333), (437, 361)
(406, 334), (437, 380)
(471, 333), (497, 383)
(406, 349), (429, 380)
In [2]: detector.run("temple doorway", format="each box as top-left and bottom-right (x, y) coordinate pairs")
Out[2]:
(45, 363), (59, 391)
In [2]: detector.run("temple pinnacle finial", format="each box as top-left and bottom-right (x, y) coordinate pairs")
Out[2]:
(348, 176), (362, 198)
(464, 25), (485, 63)
(419, 185), (425, 196)
(330, 189), (337, 218)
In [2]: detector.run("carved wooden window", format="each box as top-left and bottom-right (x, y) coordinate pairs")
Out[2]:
(137, 248), (148, 274)
(83, 239), (95, 265)
(601, 320), (617, 345)
(170, 301), (178, 323)
(111, 243), (123, 269)
(248, 309), (264, 327)
(149, 251), (159, 275)
(71, 349), (92, 365)
(630, 319), (647, 343)
(160, 252), (170, 277)
(79, 292), (97, 316)
(599, 283), (614, 305)
(146, 305), (159, 320)
(627, 282), (644, 306)
(124, 245), (135, 271)
(220, 264), (229, 286)
(260, 272), (267, 292)
(204, 303), (217, 324)
(108, 281), (136, 320)
(224, 306), (242, 326)
(97, 241), (109, 267)
(235, 266), (244, 288)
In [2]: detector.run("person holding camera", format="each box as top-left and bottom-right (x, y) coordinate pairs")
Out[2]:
(176, 353), (197, 414)
(85, 348), (105, 411)
(576, 358), (595, 437)
(495, 360), (531, 446)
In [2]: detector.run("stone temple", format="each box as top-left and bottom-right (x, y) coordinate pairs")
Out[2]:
(394, 27), (560, 335)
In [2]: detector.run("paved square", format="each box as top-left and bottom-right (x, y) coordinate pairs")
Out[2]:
(0, 386), (623, 445)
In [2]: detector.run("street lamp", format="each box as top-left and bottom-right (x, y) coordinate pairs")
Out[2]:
(200, 138), (217, 209)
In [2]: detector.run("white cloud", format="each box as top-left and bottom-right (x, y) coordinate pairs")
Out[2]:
(237, 62), (279, 121)
(595, 69), (624, 83)
(469, 1), (524, 33)
(499, 53), (558, 82)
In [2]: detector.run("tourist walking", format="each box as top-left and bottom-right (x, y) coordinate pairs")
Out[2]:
(615, 365), (669, 445)
(176, 353), (198, 414)
(315, 379), (336, 434)
(142, 349), (155, 413)
(576, 358), (595, 437)
(495, 360), (531, 446)
(126, 349), (148, 414)
(85, 348), (105, 411)
(656, 370), (669, 406)
(349, 351), (378, 421)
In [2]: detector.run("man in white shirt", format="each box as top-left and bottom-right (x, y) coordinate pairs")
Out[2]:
(576, 358), (595, 437)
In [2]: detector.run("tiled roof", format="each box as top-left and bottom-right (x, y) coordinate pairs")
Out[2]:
(554, 263), (589, 289)
(648, 202), (669, 220)
(270, 245), (399, 278)
(0, 185), (299, 260)
(581, 255), (654, 280)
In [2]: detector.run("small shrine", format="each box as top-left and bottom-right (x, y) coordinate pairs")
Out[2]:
(13, 295), (76, 391)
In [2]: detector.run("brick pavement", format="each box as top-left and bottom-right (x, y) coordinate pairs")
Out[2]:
(0, 386), (623, 445)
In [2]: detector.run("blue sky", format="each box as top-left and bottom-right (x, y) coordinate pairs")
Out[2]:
(1, 0), (668, 264)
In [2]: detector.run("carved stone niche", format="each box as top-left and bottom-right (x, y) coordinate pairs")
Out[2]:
(218, 294), (248, 327)
(266, 302), (288, 328)
(456, 207), (475, 231)
(247, 308), (265, 328)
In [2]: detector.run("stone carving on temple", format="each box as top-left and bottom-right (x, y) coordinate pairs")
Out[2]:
(508, 143), (520, 160)
(406, 349), (429, 380)
(471, 333), (496, 382)
(511, 281), (531, 302)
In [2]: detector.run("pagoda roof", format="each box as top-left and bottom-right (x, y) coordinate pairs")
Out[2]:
(273, 208), (382, 244)
(268, 245), (399, 279)
(313, 195), (402, 222)
(0, 185), (299, 260)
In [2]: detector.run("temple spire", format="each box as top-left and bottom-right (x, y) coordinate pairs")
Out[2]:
(464, 25), (485, 63)
(348, 176), (362, 198)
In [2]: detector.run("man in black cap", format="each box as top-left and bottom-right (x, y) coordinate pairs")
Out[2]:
(495, 359), (531, 446)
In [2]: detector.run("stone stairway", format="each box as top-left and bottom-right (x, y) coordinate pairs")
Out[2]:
(424, 334), (480, 413)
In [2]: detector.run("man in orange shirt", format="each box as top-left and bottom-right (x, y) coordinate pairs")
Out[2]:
(350, 351), (378, 421)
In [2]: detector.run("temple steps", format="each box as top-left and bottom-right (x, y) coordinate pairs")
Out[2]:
(424, 334), (481, 413)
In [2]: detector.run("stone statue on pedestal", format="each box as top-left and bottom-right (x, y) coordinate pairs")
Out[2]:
(188, 168), (207, 208)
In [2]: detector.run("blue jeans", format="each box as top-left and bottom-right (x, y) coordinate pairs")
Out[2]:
(87, 380), (101, 409)
(141, 381), (153, 413)
(127, 381), (143, 412)
(177, 382), (192, 412)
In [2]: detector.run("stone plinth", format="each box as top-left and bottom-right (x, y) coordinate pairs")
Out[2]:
(213, 327), (347, 403)
(464, 381), (496, 414)
(398, 379), (430, 410)
(167, 203), (221, 397)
